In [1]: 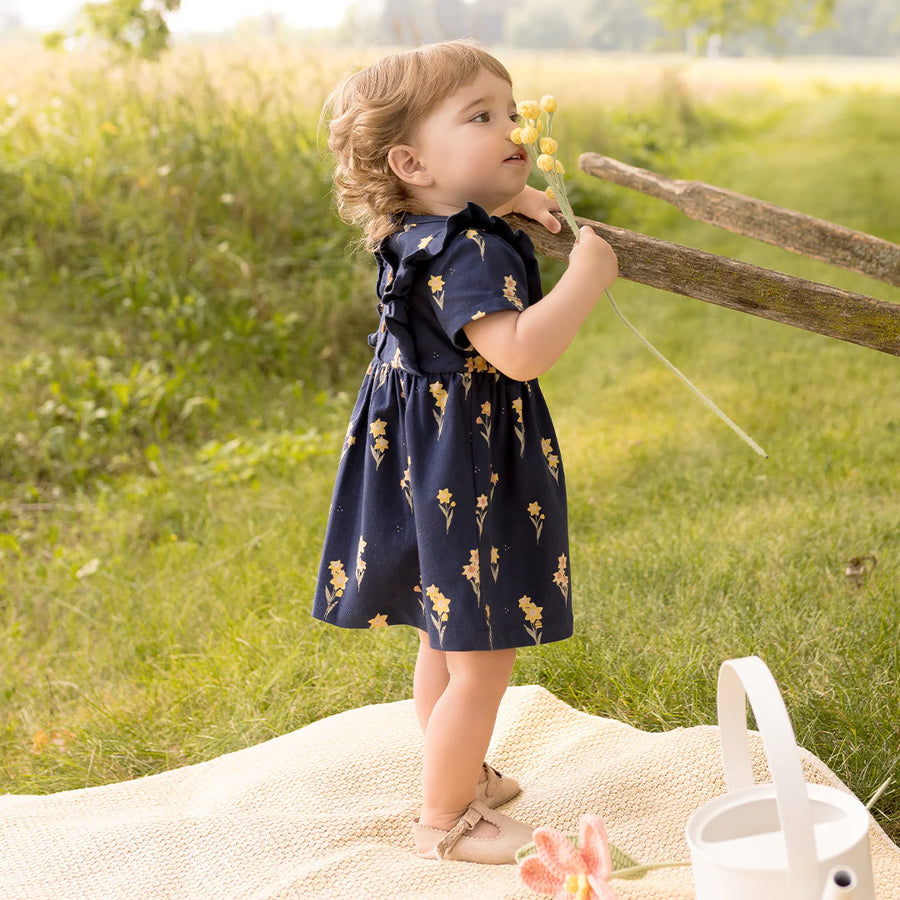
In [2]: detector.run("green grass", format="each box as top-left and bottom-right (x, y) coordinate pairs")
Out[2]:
(1, 45), (899, 843)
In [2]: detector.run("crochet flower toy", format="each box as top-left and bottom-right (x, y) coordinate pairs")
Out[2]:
(518, 815), (619, 900)
(517, 814), (689, 900)
(512, 97), (768, 459)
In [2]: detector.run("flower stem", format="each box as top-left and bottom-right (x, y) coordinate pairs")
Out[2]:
(521, 101), (767, 459)
(604, 288), (768, 458)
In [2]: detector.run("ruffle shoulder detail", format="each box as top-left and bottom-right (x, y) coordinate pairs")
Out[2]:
(374, 202), (537, 309)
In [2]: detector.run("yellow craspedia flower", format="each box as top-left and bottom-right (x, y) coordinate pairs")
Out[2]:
(545, 187), (555, 199)
(517, 99), (541, 120)
(536, 154), (555, 173)
(540, 137), (558, 154)
(535, 118), (544, 133)
(556, 160), (565, 174)
(540, 94), (558, 113)
(510, 127), (523, 145)
(519, 125), (539, 145)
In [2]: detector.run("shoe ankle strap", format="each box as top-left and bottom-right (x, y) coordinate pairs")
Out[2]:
(435, 805), (484, 858)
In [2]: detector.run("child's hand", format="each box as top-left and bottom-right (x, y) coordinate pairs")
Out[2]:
(498, 185), (562, 233)
(569, 225), (618, 290)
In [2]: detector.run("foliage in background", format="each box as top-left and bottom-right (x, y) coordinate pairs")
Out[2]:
(44, 0), (182, 59)
(0, 49), (372, 493)
(25, 0), (900, 57)
(646, 0), (835, 42)
(351, 0), (898, 56)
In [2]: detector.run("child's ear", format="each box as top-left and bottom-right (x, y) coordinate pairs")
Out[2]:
(387, 145), (431, 187)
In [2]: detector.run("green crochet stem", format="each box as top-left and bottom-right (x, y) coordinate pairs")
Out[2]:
(611, 860), (692, 881)
(555, 204), (768, 459)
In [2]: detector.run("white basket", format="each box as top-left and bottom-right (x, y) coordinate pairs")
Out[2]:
(685, 656), (874, 900)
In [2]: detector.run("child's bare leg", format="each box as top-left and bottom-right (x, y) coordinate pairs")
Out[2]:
(419, 647), (516, 834)
(413, 629), (449, 735)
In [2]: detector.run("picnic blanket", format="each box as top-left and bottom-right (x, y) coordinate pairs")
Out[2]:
(2, 684), (898, 899)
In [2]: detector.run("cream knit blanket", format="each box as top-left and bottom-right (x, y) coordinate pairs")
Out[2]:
(1, 685), (898, 899)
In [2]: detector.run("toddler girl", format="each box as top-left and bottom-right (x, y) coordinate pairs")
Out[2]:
(313, 40), (618, 864)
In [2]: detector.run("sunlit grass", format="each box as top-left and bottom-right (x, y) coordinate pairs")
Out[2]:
(1, 43), (898, 841)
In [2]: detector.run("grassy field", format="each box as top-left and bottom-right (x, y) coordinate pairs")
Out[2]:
(1, 42), (899, 842)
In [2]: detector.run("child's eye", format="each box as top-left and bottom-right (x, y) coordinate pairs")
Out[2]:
(472, 111), (491, 123)
(510, 113), (523, 125)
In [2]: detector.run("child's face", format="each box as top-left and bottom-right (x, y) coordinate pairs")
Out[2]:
(397, 68), (530, 216)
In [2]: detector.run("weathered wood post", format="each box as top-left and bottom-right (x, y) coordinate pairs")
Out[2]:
(505, 155), (900, 358)
(578, 153), (900, 288)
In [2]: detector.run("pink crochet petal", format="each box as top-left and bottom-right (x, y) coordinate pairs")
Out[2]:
(587, 873), (619, 900)
(518, 854), (562, 894)
(578, 815), (613, 880)
(533, 827), (587, 880)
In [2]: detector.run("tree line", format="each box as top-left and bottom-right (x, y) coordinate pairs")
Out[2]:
(3, 0), (897, 58)
(353, 0), (899, 57)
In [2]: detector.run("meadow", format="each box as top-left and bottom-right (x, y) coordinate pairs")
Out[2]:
(1, 41), (898, 842)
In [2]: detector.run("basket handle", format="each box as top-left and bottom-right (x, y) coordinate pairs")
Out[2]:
(717, 656), (819, 892)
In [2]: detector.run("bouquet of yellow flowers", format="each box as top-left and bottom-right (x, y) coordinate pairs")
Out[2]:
(513, 97), (767, 458)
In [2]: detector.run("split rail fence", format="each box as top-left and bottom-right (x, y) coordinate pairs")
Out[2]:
(507, 153), (900, 358)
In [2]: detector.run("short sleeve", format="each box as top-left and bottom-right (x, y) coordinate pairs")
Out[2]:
(425, 229), (534, 351)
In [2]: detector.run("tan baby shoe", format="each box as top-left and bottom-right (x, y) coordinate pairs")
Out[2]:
(413, 800), (534, 864)
(475, 762), (520, 808)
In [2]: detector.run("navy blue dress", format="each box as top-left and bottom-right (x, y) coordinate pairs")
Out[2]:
(312, 204), (572, 651)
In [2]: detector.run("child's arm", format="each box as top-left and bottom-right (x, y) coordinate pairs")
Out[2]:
(493, 185), (562, 233)
(463, 226), (618, 382)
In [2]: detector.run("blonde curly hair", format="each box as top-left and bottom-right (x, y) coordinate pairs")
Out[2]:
(323, 41), (512, 251)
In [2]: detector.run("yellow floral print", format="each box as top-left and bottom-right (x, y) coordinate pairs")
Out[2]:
(528, 500), (545, 544)
(461, 355), (498, 398)
(368, 613), (388, 628)
(374, 361), (389, 390)
(476, 401), (492, 445)
(475, 492), (489, 537)
(428, 273), (446, 310)
(512, 397), (525, 456)
(369, 419), (389, 469)
(490, 470), (499, 502)
(418, 234), (434, 249)
(465, 355), (497, 375)
(414, 580), (424, 615)
(462, 549), (481, 604)
(437, 488), (456, 532)
(342, 420), (357, 458)
(503, 274), (525, 311)
(554, 553), (569, 602)
(541, 436), (560, 483)
(426, 584), (451, 645)
(356, 536), (367, 588)
(324, 560), (348, 617)
(465, 228), (486, 259)
(490, 545), (500, 582)
(400, 457), (413, 510)
(430, 380), (448, 437)
(519, 595), (543, 644)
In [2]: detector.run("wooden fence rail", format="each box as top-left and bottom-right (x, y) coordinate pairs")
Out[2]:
(578, 153), (900, 287)
(505, 213), (900, 358)
(505, 153), (900, 358)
